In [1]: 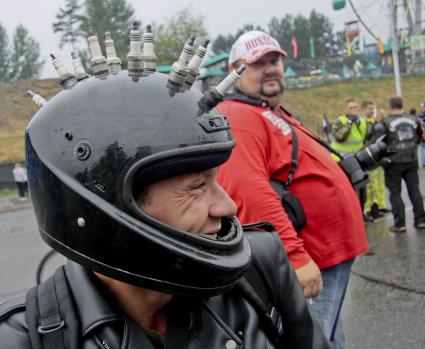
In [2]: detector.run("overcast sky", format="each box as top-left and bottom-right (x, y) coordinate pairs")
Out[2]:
(0, 0), (389, 78)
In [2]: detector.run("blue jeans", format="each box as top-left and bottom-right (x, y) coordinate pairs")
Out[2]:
(309, 258), (354, 349)
(419, 144), (425, 167)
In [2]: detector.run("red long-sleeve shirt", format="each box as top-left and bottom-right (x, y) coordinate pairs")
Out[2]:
(217, 100), (368, 270)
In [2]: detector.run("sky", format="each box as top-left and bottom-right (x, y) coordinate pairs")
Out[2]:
(0, 0), (390, 78)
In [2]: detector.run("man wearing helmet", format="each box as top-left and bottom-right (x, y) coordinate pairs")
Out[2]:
(0, 45), (330, 348)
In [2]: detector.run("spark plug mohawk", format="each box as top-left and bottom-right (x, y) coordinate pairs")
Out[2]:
(197, 65), (246, 115)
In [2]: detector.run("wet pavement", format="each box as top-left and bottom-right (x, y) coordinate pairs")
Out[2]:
(343, 212), (425, 349)
(1, 170), (425, 348)
(343, 168), (425, 349)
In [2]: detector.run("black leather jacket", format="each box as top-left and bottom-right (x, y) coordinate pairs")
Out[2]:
(384, 113), (422, 163)
(0, 231), (331, 349)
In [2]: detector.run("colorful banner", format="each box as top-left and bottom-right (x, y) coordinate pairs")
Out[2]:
(291, 37), (298, 59)
(309, 37), (316, 59)
(345, 33), (352, 56)
(378, 35), (385, 54)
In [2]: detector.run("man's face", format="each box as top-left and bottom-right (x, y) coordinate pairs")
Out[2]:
(363, 104), (374, 118)
(234, 52), (284, 102)
(346, 101), (358, 116)
(138, 167), (237, 238)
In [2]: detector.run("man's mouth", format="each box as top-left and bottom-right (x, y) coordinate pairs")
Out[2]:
(200, 226), (221, 239)
(263, 77), (278, 84)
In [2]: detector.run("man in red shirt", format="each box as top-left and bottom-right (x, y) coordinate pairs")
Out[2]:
(217, 31), (369, 349)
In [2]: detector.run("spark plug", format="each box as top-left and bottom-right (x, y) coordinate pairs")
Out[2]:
(197, 65), (246, 115)
(104, 32), (121, 75)
(168, 37), (195, 86)
(127, 21), (144, 76)
(88, 35), (109, 76)
(185, 39), (209, 87)
(142, 24), (157, 72)
(27, 90), (46, 108)
(71, 52), (89, 81)
(50, 54), (77, 89)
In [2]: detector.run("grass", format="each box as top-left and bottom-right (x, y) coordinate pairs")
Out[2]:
(0, 75), (424, 163)
(0, 188), (18, 199)
(283, 75), (425, 130)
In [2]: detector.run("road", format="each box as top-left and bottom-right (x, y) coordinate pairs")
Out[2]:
(1, 172), (425, 348)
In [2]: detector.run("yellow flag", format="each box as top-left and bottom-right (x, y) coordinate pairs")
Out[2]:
(378, 35), (384, 54)
(346, 33), (352, 56)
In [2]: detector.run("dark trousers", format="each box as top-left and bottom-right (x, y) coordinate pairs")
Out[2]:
(384, 162), (425, 227)
(16, 181), (28, 198)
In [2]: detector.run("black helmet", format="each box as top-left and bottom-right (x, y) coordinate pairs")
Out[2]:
(26, 71), (251, 296)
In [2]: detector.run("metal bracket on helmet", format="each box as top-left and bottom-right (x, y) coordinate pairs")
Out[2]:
(198, 115), (231, 133)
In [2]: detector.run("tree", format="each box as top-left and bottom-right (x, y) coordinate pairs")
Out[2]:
(268, 11), (334, 59)
(52, 0), (84, 52)
(212, 24), (264, 54)
(153, 7), (208, 65)
(79, 0), (135, 66)
(8, 25), (44, 80)
(268, 15), (294, 54)
(212, 34), (235, 54)
(0, 23), (9, 80)
(309, 10), (333, 58)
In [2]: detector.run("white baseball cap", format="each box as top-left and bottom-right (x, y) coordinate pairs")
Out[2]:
(228, 31), (287, 65)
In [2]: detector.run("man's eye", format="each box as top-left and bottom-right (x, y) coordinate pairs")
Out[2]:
(192, 182), (206, 191)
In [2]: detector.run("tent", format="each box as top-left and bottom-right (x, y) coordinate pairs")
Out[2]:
(365, 62), (377, 71)
(284, 67), (297, 78)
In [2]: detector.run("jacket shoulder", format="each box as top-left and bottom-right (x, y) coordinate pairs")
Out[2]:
(243, 228), (286, 294)
(0, 297), (32, 348)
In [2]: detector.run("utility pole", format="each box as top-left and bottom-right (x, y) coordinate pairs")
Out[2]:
(414, 0), (423, 35)
(402, 0), (414, 36)
(389, 0), (402, 96)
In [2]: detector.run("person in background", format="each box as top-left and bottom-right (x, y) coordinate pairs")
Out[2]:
(331, 98), (369, 220)
(362, 100), (388, 218)
(12, 163), (28, 200)
(416, 102), (425, 167)
(217, 30), (368, 349)
(382, 96), (425, 232)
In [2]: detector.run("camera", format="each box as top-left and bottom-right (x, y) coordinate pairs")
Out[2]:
(338, 138), (388, 191)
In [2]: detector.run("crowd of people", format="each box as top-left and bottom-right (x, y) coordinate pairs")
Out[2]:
(329, 96), (425, 233)
(0, 28), (424, 349)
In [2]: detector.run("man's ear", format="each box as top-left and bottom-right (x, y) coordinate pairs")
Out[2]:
(228, 61), (242, 73)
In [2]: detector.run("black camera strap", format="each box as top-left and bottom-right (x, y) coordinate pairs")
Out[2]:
(283, 118), (298, 188)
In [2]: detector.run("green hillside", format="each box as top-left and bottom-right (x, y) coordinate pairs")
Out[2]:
(284, 75), (424, 130)
(0, 75), (423, 164)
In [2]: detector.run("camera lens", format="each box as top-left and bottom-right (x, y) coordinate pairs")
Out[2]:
(356, 141), (387, 170)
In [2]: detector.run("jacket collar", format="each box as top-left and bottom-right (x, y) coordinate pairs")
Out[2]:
(64, 262), (123, 336)
(224, 92), (297, 121)
(224, 92), (270, 108)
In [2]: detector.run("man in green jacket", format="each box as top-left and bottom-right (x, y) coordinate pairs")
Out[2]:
(331, 98), (368, 156)
(331, 98), (369, 218)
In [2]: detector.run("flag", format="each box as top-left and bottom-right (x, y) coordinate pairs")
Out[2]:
(378, 35), (384, 54)
(345, 33), (352, 56)
(291, 37), (298, 59)
(309, 37), (316, 59)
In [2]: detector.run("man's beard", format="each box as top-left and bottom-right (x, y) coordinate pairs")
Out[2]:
(260, 79), (284, 98)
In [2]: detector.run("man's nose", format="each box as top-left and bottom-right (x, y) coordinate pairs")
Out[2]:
(210, 184), (237, 218)
(264, 61), (278, 74)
